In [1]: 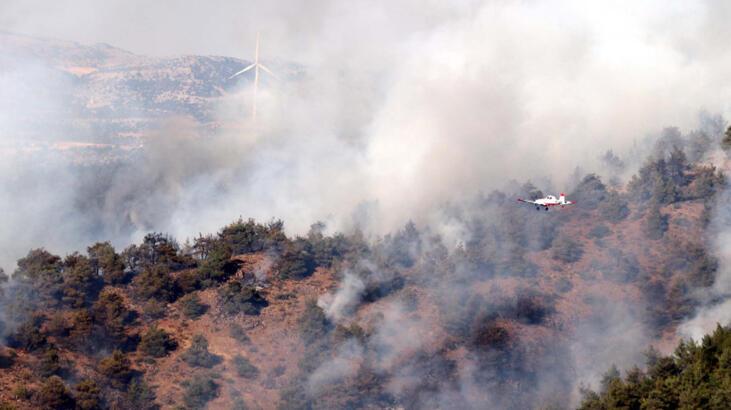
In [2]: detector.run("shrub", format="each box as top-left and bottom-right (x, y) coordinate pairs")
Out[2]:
(514, 293), (555, 325)
(126, 378), (158, 410)
(45, 312), (69, 337)
(92, 289), (130, 344)
(37, 376), (74, 410)
(99, 350), (132, 388)
(0, 401), (17, 410)
(276, 239), (316, 280)
(299, 299), (330, 346)
(175, 269), (202, 294)
(551, 236), (584, 263)
(571, 174), (607, 210)
(233, 355), (259, 379)
(179, 294), (208, 319)
(556, 277), (573, 293)
(218, 281), (268, 316)
(599, 191), (630, 222)
(382, 222), (421, 268)
(182, 374), (219, 410)
(181, 335), (221, 368)
(230, 323), (251, 344)
(308, 223), (351, 268)
(133, 264), (179, 303)
(74, 379), (102, 410)
(196, 241), (236, 288)
(138, 326), (176, 358)
(7, 319), (47, 351)
(231, 397), (249, 410)
(68, 309), (93, 349)
(471, 322), (510, 350)
(38, 348), (62, 377)
(644, 205), (669, 240)
(142, 299), (167, 321)
(0, 349), (15, 368)
(12, 385), (32, 400)
(587, 224), (611, 239)
(692, 166), (725, 200)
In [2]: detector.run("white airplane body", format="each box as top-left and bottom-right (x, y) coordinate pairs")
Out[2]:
(517, 193), (575, 211)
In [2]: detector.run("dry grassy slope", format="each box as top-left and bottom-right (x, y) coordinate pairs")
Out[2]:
(526, 200), (705, 349)
(144, 256), (338, 409)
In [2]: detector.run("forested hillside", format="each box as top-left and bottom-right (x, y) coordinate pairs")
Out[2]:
(579, 324), (731, 409)
(0, 125), (728, 409)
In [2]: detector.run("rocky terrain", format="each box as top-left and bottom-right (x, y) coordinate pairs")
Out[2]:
(1, 31), (296, 157)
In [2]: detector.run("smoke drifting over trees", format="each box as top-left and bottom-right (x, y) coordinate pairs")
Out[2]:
(2, 1), (731, 409)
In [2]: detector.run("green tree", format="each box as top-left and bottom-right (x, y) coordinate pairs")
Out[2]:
(179, 293), (208, 319)
(644, 204), (668, 240)
(14, 248), (63, 304)
(38, 348), (62, 377)
(599, 191), (630, 222)
(133, 264), (178, 302)
(571, 174), (607, 210)
(551, 236), (584, 263)
(92, 288), (130, 345)
(233, 355), (259, 379)
(99, 350), (132, 388)
(126, 378), (158, 410)
(217, 281), (268, 316)
(88, 242), (126, 285)
(276, 238), (316, 280)
(580, 324), (731, 410)
(196, 241), (234, 288)
(299, 299), (330, 346)
(61, 253), (101, 308)
(181, 335), (220, 368)
(138, 326), (176, 358)
(182, 374), (219, 410)
(229, 323), (251, 344)
(74, 379), (102, 410)
(37, 376), (74, 410)
(8, 318), (47, 351)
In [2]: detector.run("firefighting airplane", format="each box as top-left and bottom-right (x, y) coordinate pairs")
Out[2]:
(517, 193), (575, 211)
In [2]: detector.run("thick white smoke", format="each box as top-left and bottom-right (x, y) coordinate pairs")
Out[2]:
(3, 1), (731, 407)
(2, 1), (731, 265)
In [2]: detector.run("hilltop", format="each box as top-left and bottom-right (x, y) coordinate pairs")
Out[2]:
(1, 31), (297, 152)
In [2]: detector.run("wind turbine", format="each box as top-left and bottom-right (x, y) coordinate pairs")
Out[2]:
(229, 32), (277, 121)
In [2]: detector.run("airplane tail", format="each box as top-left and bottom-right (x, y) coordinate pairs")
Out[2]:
(559, 193), (574, 205)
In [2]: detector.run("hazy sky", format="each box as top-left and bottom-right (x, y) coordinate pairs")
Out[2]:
(0, 0), (473, 60)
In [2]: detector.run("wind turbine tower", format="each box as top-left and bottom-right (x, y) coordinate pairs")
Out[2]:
(229, 32), (277, 121)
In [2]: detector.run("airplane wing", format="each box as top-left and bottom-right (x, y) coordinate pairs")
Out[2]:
(517, 198), (539, 205)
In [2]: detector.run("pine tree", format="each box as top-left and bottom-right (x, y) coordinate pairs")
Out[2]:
(644, 204), (668, 240)
(99, 350), (132, 388)
(88, 242), (126, 285)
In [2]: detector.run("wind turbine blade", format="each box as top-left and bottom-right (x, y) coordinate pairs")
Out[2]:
(228, 63), (256, 79)
(258, 64), (279, 80)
